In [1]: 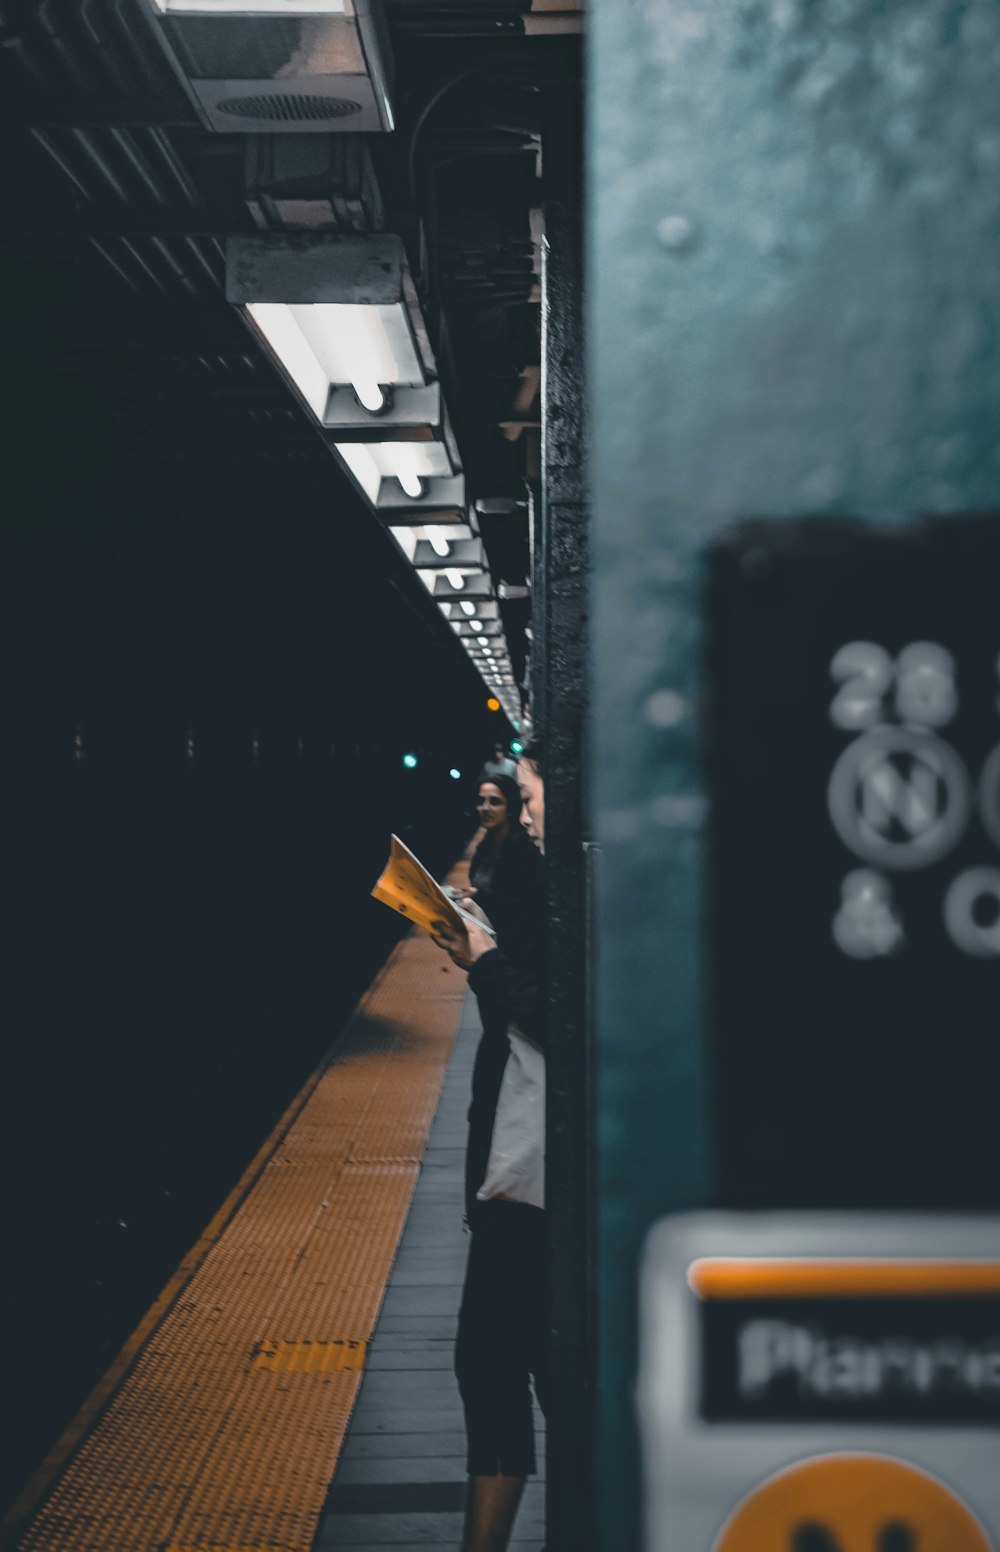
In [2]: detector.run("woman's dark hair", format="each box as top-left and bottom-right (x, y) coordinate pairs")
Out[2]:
(518, 733), (544, 777)
(475, 770), (522, 821)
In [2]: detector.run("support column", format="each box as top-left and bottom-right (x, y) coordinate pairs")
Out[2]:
(539, 74), (593, 1552)
(591, 1), (1000, 1547)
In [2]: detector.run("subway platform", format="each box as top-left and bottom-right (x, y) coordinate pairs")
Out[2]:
(3, 916), (543, 1552)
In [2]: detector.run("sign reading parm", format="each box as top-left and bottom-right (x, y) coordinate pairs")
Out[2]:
(701, 1302), (1000, 1424)
(694, 1257), (1000, 1425)
(714, 1453), (991, 1552)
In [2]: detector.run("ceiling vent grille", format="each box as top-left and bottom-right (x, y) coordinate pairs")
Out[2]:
(216, 92), (362, 123)
(139, 2), (394, 134)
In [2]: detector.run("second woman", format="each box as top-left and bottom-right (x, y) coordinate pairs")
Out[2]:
(466, 773), (539, 954)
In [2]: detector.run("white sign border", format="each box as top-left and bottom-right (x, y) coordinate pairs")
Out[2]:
(638, 1211), (1000, 1551)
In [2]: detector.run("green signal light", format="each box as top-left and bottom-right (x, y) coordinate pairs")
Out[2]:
(510, 740), (524, 755)
(449, 768), (461, 780)
(402, 752), (418, 769)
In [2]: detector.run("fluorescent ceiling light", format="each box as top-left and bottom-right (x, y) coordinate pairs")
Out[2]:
(336, 442), (380, 503)
(424, 524), (452, 557)
(441, 570), (492, 599)
(450, 616), (496, 638)
(381, 442), (452, 477)
(392, 524), (474, 564)
(439, 599), (498, 622)
(421, 569), (491, 596)
(444, 608), (496, 633)
(356, 382), (388, 415)
(247, 302), (425, 426)
(155, 0), (350, 10)
(450, 620), (501, 639)
(398, 470), (424, 500)
(334, 441), (453, 505)
(395, 443), (426, 500)
(337, 441), (451, 479)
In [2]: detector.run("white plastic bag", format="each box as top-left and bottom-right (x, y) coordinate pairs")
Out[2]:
(476, 1025), (545, 1210)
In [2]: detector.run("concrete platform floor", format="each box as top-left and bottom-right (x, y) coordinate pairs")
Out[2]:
(316, 988), (546, 1551)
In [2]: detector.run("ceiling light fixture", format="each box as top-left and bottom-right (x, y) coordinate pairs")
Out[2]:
(394, 444), (426, 502)
(392, 524), (475, 565)
(354, 381), (388, 415)
(333, 440), (460, 509)
(246, 300), (423, 426)
(398, 471), (425, 500)
(424, 525), (451, 558)
(154, 1), (350, 13)
(418, 568), (492, 600)
(228, 237), (435, 436)
(143, 0), (393, 135)
(232, 240), (465, 505)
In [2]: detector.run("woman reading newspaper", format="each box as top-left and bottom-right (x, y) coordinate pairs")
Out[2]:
(461, 772), (540, 965)
(431, 738), (547, 1552)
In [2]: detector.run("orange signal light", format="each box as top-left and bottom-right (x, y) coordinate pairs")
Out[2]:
(486, 697), (501, 712)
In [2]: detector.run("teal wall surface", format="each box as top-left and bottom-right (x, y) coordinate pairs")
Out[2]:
(588, 1), (1000, 1545)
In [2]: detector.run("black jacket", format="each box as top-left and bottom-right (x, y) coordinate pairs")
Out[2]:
(469, 827), (542, 972)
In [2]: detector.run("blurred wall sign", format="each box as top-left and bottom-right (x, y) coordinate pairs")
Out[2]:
(638, 1213), (1000, 1552)
(706, 519), (1000, 1208)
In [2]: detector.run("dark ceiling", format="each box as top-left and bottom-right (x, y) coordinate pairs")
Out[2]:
(0, 0), (582, 692)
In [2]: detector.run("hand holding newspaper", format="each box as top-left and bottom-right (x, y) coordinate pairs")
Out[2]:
(371, 835), (496, 937)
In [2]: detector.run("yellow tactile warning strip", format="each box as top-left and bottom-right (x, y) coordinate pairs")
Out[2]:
(12, 923), (468, 1552)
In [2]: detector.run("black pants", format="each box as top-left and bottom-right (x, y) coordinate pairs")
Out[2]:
(454, 1199), (549, 1476)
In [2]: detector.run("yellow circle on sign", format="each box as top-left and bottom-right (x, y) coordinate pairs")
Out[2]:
(714, 1453), (992, 1552)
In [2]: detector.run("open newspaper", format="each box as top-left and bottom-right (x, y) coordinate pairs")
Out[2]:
(371, 834), (496, 937)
